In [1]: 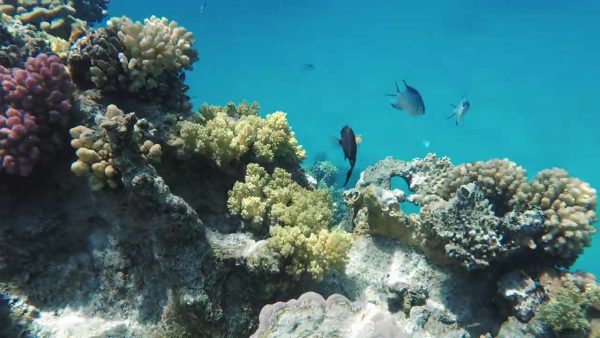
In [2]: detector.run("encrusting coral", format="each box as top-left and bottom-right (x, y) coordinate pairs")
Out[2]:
(344, 154), (597, 270)
(0, 0), (108, 42)
(0, 53), (73, 176)
(228, 163), (352, 279)
(174, 102), (306, 167)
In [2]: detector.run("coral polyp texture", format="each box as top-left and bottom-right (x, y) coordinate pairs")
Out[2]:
(107, 15), (197, 93)
(0, 53), (73, 176)
(228, 163), (352, 279)
(251, 292), (409, 338)
(69, 104), (162, 190)
(344, 154), (597, 270)
(67, 14), (196, 110)
(174, 102), (306, 167)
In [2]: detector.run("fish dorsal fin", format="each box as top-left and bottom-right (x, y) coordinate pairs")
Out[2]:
(395, 81), (401, 93)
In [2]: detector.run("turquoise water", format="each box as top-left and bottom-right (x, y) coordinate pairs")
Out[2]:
(107, 0), (600, 274)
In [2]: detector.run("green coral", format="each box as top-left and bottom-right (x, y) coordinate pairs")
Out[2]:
(539, 280), (595, 334)
(228, 163), (352, 279)
(176, 102), (305, 166)
(308, 160), (338, 188)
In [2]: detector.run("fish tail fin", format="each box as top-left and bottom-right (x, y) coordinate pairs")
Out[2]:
(446, 113), (455, 119)
(343, 165), (355, 187)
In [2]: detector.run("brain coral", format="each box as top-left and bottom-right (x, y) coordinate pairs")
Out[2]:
(107, 15), (198, 93)
(251, 292), (409, 338)
(0, 54), (73, 176)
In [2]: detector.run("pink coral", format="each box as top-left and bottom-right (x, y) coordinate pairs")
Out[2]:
(0, 54), (73, 176)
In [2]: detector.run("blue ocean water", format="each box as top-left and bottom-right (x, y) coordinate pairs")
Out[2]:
(107, 1), (600, 274)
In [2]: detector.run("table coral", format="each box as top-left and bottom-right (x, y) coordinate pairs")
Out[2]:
(228, 163), (352, 279)
(175, 102), (305, 167)
(0, 53), (73, 176)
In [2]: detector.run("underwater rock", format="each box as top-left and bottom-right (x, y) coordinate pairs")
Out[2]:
(496, 270), (545, 322)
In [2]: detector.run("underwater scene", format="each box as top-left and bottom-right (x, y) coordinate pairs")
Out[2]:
(0, 0), (599, 337)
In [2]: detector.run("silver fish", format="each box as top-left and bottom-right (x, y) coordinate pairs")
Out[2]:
(447, 97), (470, 125)
(387, 80), (425, 116)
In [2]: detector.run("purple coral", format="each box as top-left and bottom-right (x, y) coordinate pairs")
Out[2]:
(0, 54), (73, 176)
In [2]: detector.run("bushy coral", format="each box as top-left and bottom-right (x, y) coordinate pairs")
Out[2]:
(67, 15), (195, 110)
(538, 280), (592, 334)
(175, 102), (305, 167)
(526, 169), (597, 263)
(107, 15), (197, 93)
(228, 163), (352, 279)
(68, 27), (126, 90)
(437, 159), (529, 215)
(0, 53), (73, 176)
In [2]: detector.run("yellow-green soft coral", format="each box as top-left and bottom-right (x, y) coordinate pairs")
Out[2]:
(539, 280), (600, 335)
(227, 163), (352, 279)
(174, 102), (305, 166)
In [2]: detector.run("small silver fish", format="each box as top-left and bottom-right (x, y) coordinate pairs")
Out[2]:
(387, 80), (425, 116)
(447, 97), (470, 125)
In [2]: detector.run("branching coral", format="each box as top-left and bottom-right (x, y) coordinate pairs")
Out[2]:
(68, 27), (126, 91)
(344, 154), (597, 270)
(107, 15), (197, 93)
(527, 169), (597, 263)
(67, 15), (196, 110)
(175, 102), (305, 167)
(0, 53), (73, 176)
(228, 163), (352, 279)
(0, 0), (100, 41)
(69, 104), (162, 190)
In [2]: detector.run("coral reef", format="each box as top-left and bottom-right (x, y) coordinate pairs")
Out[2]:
(228, 163), (352, 279)
(251, 292), (409, 338)
(0, 53), (73, 176)
(344, 155), (596, 270)
(174, 102), (306, 168)
(0, 3), (598, 337)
